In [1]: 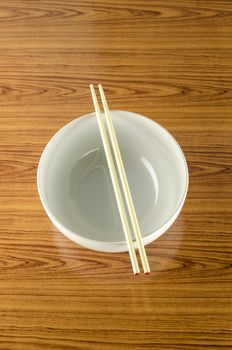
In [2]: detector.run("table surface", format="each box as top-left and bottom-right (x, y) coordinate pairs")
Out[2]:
(1, 1), (232, 349)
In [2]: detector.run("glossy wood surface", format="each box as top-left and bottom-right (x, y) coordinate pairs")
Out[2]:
(0, 1), (231, 349)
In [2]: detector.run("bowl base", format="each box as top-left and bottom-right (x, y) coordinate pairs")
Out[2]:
(68, 147), (158, 242)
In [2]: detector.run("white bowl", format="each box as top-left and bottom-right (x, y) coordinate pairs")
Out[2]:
(37, 110), (188, 252)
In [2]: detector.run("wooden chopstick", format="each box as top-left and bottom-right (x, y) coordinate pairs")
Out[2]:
(90, 84), (140, 275)
(98, 84), (150, 274)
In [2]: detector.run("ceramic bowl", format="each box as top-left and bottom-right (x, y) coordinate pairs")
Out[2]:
(37, 110), (188, 252)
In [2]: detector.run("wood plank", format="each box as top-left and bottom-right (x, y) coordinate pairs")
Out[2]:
(0, 0), (231, 349)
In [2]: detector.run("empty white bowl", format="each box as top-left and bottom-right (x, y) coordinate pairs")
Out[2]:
(37, 110), (188, 252)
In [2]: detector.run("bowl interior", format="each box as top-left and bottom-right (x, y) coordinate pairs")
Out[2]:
(38, 111), (187, 243)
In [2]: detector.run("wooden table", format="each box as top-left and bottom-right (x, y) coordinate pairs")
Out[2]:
(1, 1), (231, 349)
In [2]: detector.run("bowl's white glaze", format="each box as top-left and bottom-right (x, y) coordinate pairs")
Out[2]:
(37, 111), (188, 252)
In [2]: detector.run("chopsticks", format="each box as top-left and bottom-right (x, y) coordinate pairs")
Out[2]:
(90, 84), (150, 275)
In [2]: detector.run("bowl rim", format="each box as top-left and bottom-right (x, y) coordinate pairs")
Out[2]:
(37, 110), (189, 246)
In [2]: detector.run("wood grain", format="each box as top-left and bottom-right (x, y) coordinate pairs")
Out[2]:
(0, 0), (232, 349)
